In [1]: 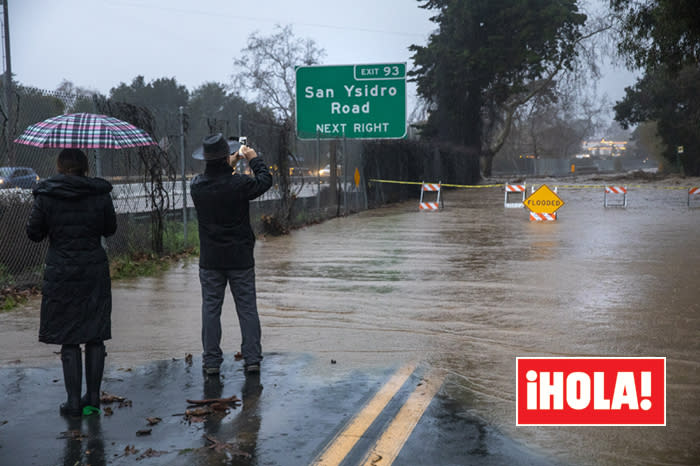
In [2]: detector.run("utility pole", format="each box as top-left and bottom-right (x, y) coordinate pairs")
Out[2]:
(2, 0), (13, 164)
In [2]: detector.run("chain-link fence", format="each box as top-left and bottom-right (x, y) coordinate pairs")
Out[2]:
(0, 86), (479, 290)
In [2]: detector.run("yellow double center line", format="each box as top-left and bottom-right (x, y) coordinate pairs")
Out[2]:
(313, 363), (445, 466)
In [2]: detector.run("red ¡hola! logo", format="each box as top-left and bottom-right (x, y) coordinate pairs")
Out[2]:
(516, 357), (666, 426)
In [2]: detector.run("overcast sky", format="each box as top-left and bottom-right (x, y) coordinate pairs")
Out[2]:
(10, 0), (637, 118)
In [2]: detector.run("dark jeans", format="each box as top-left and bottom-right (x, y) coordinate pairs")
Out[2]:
(199, 267), (262, 368)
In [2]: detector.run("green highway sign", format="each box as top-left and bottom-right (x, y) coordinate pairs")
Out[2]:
(295, 63), (406, 140)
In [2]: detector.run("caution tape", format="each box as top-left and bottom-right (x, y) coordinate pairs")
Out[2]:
(556, 184), (692, 190)
(369, 179), (503, 189)
(441, 183), (504, 188)
(369, 179), (697, 191)
(369, 179), (424, 186)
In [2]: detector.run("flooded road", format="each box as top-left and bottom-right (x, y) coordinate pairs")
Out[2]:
(2, 178), (699, 465)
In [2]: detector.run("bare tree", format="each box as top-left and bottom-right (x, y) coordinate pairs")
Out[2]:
(231, 25), (325, 232)
(95, 97), (176, 254)
(231, 24), (325, 122)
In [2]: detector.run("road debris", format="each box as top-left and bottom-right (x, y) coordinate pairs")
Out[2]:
(182, 395), (242, 422)
(185, 405), (213, 422)
(56, 430), (87, 441)
(135, 428), (152, 436)
(136, 448), (168, 460)
(100, 391), (132, 408)
(146, 417), (162, 426)
(100, 391), (126, 403)
(186, 395), (241, 406)
(204, 434), (251, 457)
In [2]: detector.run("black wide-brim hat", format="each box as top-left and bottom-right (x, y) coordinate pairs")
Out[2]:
(192, 133), (241, 160)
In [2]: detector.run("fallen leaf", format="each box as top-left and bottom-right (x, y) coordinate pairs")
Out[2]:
(136, 448), (168, 460)
(57, 430), (86, 440)
(124, 445), (138, 456)
(118, 400), (133, 408)
(204, 434), (251, 457)
(185, 406), (213, 417)
(146, 417), (162, 426)
(136, 429), (152, 436)
(100, 391), (126, 403)
(186, 395), (241, 406)
(234, 352), (243, 361)
(103, 407), (114, 416)
(185, 353), (193, 365)
(210, 402), (229, 412)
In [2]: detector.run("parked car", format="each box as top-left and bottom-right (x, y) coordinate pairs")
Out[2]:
(318, 164), (342, 177)
(0, 167), (40, 189)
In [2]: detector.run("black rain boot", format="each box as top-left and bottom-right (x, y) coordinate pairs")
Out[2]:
(59, 345), (82, 417)
(83, 341), (106, 409)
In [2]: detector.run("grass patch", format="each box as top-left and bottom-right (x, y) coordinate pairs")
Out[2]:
(1, 295), (19, 311)
(110, 249), (198, 280)
(109, 218), (200, 280)
(0, 286), (36, 312)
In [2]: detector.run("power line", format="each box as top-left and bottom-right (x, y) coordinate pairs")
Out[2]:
(108, 0), (430, 39)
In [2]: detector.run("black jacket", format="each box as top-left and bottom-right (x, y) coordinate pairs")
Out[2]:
(190, 157), (272, 270)
(26, 175), (117, 344)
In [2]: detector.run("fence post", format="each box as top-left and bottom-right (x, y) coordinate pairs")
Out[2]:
(343, 135), (348, 215)
(179, 106), (188, 247)
(316, 132), (321, 213)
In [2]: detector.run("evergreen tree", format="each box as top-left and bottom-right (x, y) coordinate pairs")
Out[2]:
(410, 0), (586, 176)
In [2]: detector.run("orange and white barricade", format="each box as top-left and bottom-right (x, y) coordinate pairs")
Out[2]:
(604, 185), (627, 208)
(688, 187), (700, 207)
(419, 182), (443, 211)
(529, 212), (558, 221)
(504, 184), (526, 208)
(526, 185), (562, 221)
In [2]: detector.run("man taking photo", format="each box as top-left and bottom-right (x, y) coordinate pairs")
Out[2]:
(191, 133), (272, 376)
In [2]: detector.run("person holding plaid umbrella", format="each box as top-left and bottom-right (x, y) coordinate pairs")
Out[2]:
(26, 148), (117, 417)
(17, 112), (155, 417)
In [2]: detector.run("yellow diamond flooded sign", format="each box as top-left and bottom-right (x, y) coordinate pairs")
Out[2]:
(524, 185), (564, 214)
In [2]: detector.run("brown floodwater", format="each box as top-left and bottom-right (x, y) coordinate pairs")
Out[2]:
(2, 177), (699, 465)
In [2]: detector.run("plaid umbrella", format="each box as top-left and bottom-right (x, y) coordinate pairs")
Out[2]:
(14, 112), (157, 149)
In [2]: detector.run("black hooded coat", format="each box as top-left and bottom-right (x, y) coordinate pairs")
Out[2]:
(26, 174), (117, 344)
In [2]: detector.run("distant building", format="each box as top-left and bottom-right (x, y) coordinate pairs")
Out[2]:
(578, 138), (628, 158)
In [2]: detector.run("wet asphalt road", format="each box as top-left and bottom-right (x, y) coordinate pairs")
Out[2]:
(1, 175), (699, 465)
(0, 354), (556, 466)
